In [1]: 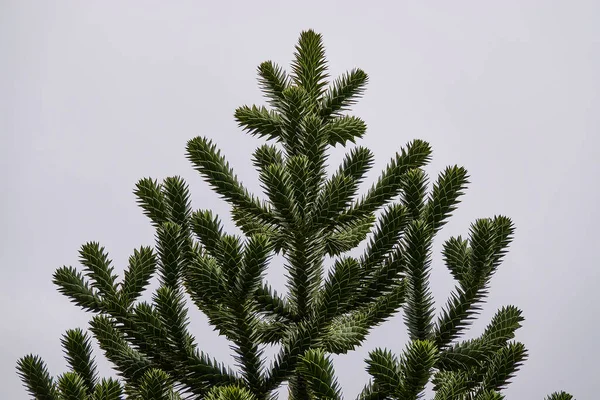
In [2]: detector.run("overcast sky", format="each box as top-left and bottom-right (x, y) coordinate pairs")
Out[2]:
(2, 1), (598, 399)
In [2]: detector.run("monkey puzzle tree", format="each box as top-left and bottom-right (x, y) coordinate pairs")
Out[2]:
(17, 30), (573, 400)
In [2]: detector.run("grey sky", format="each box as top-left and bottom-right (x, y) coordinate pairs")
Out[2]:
(2, 1), (598, 398)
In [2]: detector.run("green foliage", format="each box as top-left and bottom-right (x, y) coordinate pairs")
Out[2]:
(18, 29), (573, 400)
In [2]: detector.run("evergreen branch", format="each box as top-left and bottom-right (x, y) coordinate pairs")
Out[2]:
(262, 321), (316, 394)
(432, 371), (469, 400)
(488, 216), (516, 271)
(435, 218), (515, 349)
(434, 284), (485, 350)
(320, 68), (368, 119)
(325, 214), (375, 256)
(401, 168), (428, 220)
(356, 245), (405, 306)
(423, 166), (469, 234)
(285, 230), (326, 317)
(184, 250), (239, 338)
(298, 348), (343, 400)
(396, 339), (438, 398)
(156, 222), (185, 290)
(325, 115), (367, 146)
(186, 136), (278, 226)
(286, 154), (310, 216)
(132, 302), (173, 356)
(291, 30), (329, 103)
(60, 328), (98, 395)
(258, 162), (300, 228)
(220, 235), (245, 286)
(120, 246), (157, 307)
(252, 144), (284, 171)
(314, 145), (374, 227)
(336, 146), (375, 185)
(235, 105), (283, 141)
(205, 385), (258, 400)
(336, 139), (433, 226)
(254, 283), (296, 322)
(356, 381), (387, 400)
(314, 256), (361, 322)
(16, 355), (59, 400)
(320, 280), (407, 355)
(319, 313), (369, 354)
(313, 174), (356, 225)
(162, 176), (193, 226)
(180, 348), (242, 391)
(257, 60), (290, 109)
(229, 302), (265, 394)
(236, 234), (273, 299)
(468, 219), (498, 284)
(442, 236), (471, 284)
(91, 378), (123, 400)
(53, 266), (104, 313)
(256, 319), (288, 345)
(545, 392), (574, 400)
(89, 315), (153, 384)
(365, 348), (402, 394)
(403, 220), (435, 341)
(480, 306), (524, 349)
(108, 306), (231, 396)
(191, 209), (226, 260)
(288, 372), (309, 400)
(362, 279), (408, 328)
(94, 310), (240, 396)
(134, 177), (168, 227)
(361, 203), (408, 274)
(301, 113), (329, 210)
(230, 206), (285, 252)
(154, 286), (196, 357)
(185, 251), (228, 306)
(279, 86), (310, 154)
(478, 341), (528, 394)
(57, 371), (89, 400)
(138, 368), (173, 400)
(437, 338), (490, 374)
(474, 390), (505, 400)
(79, 242), (118, 300)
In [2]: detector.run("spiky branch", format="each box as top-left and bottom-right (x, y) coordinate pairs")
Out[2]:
(18, 30), (573, 400)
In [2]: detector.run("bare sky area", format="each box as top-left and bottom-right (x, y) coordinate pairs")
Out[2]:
(1, 1), (598, 398)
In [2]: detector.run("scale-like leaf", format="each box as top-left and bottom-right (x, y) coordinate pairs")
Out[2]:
(79, 242), (118, 300)
(61, 328), (98, 394)
(325, 115), (367, 146)
(257, 60), (290, 109)
(16, 355), (59, 400)
(53, 266), (103, 313)
(235, 105), (283, 142)
(186, 136), (278, 226)
(478, 342), (528, 393)
(320, 68), (368, 119)
(337, 139), (433, 225)
(403, 221), (435, 341)
(291, 30), (329, 102)
(134, 177), (168, 227)
(58, 371), (89, 400)
(298, 348), (343, 400)
(423, 166), (469, 233)
(120, 246), (157, 307)
(314, 256), (361, 321)
(91, 378), (123, 400)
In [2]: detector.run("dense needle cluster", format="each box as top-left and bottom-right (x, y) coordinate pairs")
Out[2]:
(17, 30), (572, 400)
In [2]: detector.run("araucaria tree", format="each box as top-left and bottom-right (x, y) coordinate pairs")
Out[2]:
(18, 30), (572, 400)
